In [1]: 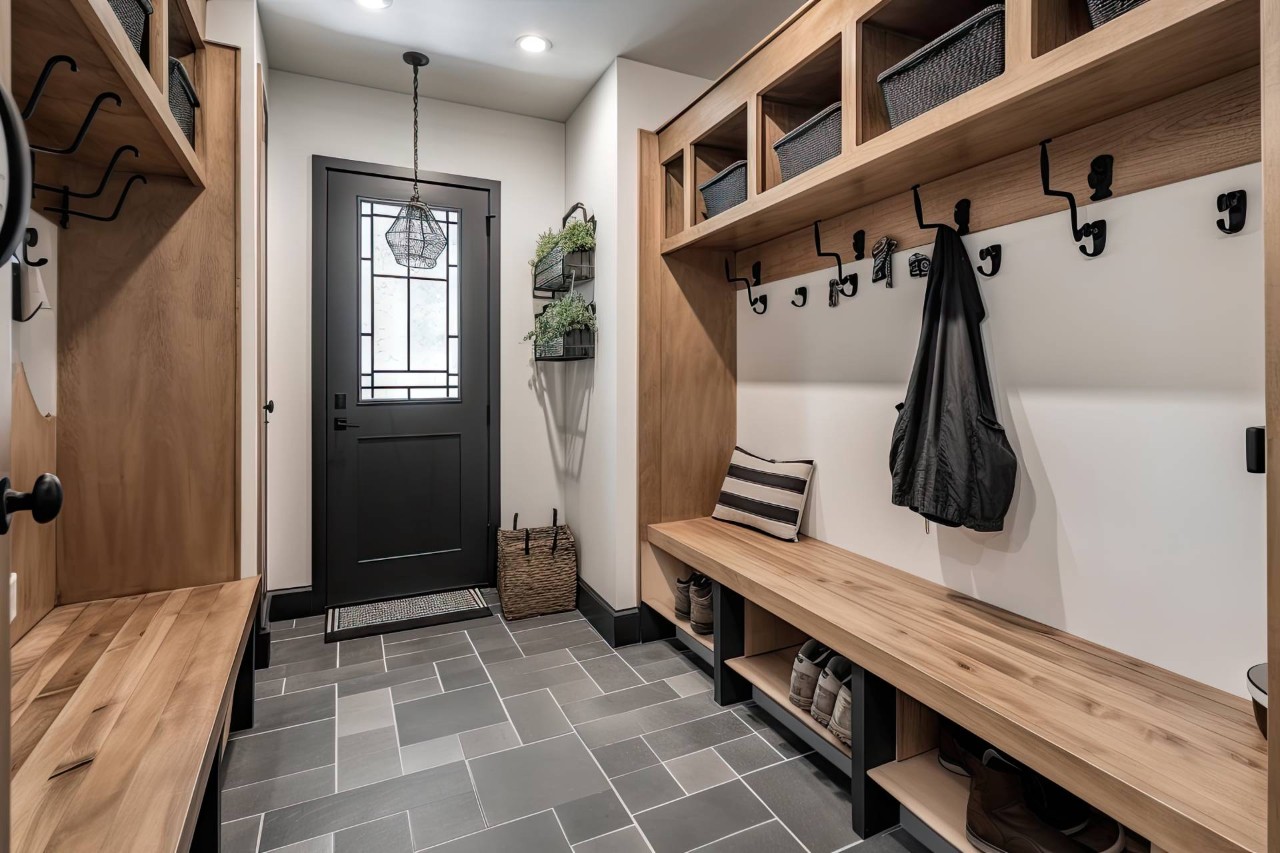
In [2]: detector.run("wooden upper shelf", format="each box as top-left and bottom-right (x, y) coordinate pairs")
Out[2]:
(656, 0), (1258, 254)
(14, 0), (206, 189)
(647, 518), (1267, 853)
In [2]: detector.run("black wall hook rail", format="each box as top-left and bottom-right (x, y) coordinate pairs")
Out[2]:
(1217, 190), (1247, 235)
(34, 144), (139, 201)
(853, 229), (866, 260)
(20, 229), (46, 268)
(912, 185), (970, 236)
(45, 174), (146, 229)
(30, 91), (121, 156)
(1039, 139), (1107, 258)
(977, 244), (1001, 277)
(22, 55), (77, 120)
(814, 221), (857, 306)
(726, 259), (766, 315)
(792, 286), (808, 307)
(1088, 155), (1114, 201)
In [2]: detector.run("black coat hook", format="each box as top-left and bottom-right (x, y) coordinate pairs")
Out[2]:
(20, 229), (46, 268)
(853, 229), (866, 261)
(1088, 155), (1114, 201)
(1216, 190), (1247, 235)
(977, 244), (1001, 277)
(814, 221), (857, 306)
(1040, 139), (1106, 258)
(34, 144), (138, 202)
(912, 185), (970, 236)
(22, 55), (77, 120)
(29, 91), (120, 156)
(45, 174), (146, 230)
(791, 286), (808, 308)
(726, 259), (766, 315)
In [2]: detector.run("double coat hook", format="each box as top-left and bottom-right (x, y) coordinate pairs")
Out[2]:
(726, 259), (766, 315)
(814, 221), (857, 306)
(20, 229), (46, 268)
(1216, 190), (1247, 235)
(1040, 139), (1107, 258)
(912, 185), (970, 236)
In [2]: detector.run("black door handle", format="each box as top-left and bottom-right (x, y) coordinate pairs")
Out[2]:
(334, 417), (360, 431)
(263, 400), (275, 414)
(0, 473), (62, 535)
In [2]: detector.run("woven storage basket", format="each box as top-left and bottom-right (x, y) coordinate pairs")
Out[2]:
(1084, 0), (1149, 27)
(774, 102), (842, 183)
(877, 4), (1005, 130)
(108, 0), (153, 59)
(168, 58), (200, 146)
(698, 160), (748, 219)
(498, 511), (578, 621)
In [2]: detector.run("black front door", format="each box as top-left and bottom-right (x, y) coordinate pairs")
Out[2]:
(317, 161), (498, 607)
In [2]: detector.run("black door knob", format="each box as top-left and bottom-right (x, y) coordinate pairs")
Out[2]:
(263, 400), (275, 414)
(0, 473), (62, 534)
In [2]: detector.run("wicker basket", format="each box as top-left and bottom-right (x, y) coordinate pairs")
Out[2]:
(498, 511), (578, 621)
(108, 0), (153, 59)
(168, 58), (200, 146)
(533, 204), (596, 297)
(877, 4), (1005, 130)
(1084, 0), (1149, 27)
(774, 102), (842, 183)
(698, 160), (748, 219)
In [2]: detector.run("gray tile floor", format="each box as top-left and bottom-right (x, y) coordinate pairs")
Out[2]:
(223, 593), (862, 853)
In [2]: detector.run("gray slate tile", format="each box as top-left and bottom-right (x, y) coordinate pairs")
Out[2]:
(269, 622), (325, 641)
(494, 662), (590, 698)
(287, 660), (386, 693)
(486, 648), (574, 679)
(611, 764), (683, 814)
(633, 780), (771, 853)
(407, 791), (485, 850)
(469, 734), (610, 826)
(633, 655), (697, 682)
(248, 685), (335, 736)
(338, 636), (383, 667)
(386, 641), (475, 671)
(581, 655), (644, 693)
(591, 737), (659, 779)
(400, 734), (463, 773)
(664, 670), (712, 698)
(561, 682), (678, 725)
(643, 711), (753, 761)
(477, 644), (524, 664)
(515, 622), (603, 656)
(259, 762), (472, 850)
(221, 815), (262, 853)
(568, 641), (613, 661)
(695, 821), (805, 853)
(744, 758), (859, 852)
(394, 684), (506, 746)
(382, 631), (469, 656)
(336, 688), (393, 737)
(256, 679), (285, 699)
(554, 789), (630, 844)
(715, 734), (784, 775)
(505, 612), (584, 632)
(223, 764), (336, 823)
(459, 721), (521, 758)
(665, 748), (736, 794)
(573, 826), (650, 853)
(337, 725), (402, 791)
(549, 678), (603, 706)
(272, 635), (337, 667)
(270, 834), (333, 852)
(224, 718), (336, 788)
(617, 641), (683, 667)
(333, 812), (412, 853)
(336, 661), (439, 699)
(428, 810), (570, 853)
(436, 655), (488, 691)
(506, 689), (572, 743)
(390, 676), (442, 704)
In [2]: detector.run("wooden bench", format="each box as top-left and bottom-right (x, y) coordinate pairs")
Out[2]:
(10, 578), (260, 852)
(644, 517), (1266, 853)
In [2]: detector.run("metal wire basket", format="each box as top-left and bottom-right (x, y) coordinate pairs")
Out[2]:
(533, 203), (596, 297)
(698, 160), (748, 219)
(532, 303), (597, 362)
(168, 58), (200, 146)
(1084, 0), (1149, 28)
(877, 4), (1005, 130)
(774, 102), (842, 183)
(108, 0), (153, 60)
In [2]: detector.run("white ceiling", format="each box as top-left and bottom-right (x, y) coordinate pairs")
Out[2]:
(258, 0), (808, 122)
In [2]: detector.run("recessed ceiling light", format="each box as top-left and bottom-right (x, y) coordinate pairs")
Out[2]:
(516, 34), (551, 53)
(354, 0), (392, 9)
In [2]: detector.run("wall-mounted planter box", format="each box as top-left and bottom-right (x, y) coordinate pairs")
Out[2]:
(534, 324), (596, 363)
(533, 249), (595, 297)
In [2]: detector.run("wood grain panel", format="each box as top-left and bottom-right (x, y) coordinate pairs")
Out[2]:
(896, 691), (940, 760)
(1263, 0), (1280, 847)
(10, 579), (257, 853)
(648, 518), (1266, 853)
(56, 44), (239, 602)
(11, 364), (58, 644)
(744, 598), (807, 656)
(741, 69), (1259, 284)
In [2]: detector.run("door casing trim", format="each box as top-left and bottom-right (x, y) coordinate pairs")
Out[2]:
(310, 156), (501, 613)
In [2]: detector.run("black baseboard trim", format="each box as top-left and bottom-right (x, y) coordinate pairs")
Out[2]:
(576, 579), (640, 648)
(268, 586), (322, 622)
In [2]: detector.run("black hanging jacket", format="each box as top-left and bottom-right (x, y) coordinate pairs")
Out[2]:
(889, 225), (1017, 532)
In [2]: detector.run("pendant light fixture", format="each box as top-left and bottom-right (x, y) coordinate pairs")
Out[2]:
(386, 51), (447, 269)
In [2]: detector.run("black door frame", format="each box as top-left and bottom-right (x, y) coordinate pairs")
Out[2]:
(310, 156), (501, 613)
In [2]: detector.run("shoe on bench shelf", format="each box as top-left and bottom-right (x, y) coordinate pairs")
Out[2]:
(688, 576), (714, 635)
(789, 640), (832, 711)
(674, 574), (697, 620)
(829, 675), (854, 747)
(811, 656), (852, 726)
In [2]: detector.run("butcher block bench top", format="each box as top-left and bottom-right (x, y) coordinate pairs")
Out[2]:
(647, 517), (1266, 853)
(10, 578), (259, 852)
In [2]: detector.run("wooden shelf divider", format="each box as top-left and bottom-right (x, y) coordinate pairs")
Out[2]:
(727, 645), (853, 763)
(868, 750), (979, 852)
(642, 594), (715, 664)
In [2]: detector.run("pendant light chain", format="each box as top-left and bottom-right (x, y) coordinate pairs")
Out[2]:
(411, 63), (421, 203)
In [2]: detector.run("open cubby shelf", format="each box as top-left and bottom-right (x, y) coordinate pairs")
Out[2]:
(726, 646), (853, 761)
(642, 594), (715, 658)
(760, 36), (843, 192)
(868, 751), (980, 852)
(693, 105), (749, 222)
(664, 154), (686, 238)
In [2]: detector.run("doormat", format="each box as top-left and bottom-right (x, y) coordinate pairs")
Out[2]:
(325, 588), (492, 643)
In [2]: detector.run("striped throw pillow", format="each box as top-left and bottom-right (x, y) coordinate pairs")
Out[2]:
(712, 447), (814, 541)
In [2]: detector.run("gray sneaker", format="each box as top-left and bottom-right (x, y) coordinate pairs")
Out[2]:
(811, 656), (852, 726)
(674, 575), (694, 620)
(689, 577), (714, 635)
(789, 640), (832, 711)
(829, 676), (853, 746)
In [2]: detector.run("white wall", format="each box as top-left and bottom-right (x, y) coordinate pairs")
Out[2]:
(266, 70), (567, 590)
(736, 165), (1264, 696)
(560, 59), (708, 609)
(206, 0), (269, 579)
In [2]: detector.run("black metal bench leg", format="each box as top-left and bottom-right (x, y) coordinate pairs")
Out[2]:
(849, 663), (898, 838)
(231, 628), (255, 733)
(712, 583), (751, 706)
(190, 746), (222, 853)
(639, 602), (675, 643)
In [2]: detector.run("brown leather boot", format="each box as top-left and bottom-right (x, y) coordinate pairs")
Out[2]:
(966, 751), (1091, 853)
(674, 574), (694, 620)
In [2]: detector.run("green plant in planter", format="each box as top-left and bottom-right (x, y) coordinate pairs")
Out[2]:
(528, 220), (597, 270)
(530, 228), (560, 269)
(523, 291), (598, 346)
